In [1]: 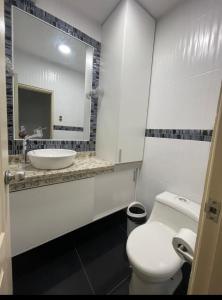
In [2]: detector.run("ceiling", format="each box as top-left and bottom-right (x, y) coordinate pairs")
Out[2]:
(63, 0), (184, 23)
(13, 7), (91, 73)
(137, 0), (184, 19)
(64, 0), (120, 24)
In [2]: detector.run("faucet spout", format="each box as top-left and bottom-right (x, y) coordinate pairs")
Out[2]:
(22, 128), (44, 163)
(23, 139), (28, 164)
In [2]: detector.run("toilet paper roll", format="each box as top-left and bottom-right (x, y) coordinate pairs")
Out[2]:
(172, 228), (197, 263)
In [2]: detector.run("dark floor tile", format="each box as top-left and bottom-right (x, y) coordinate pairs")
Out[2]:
(12, 232), (76, 279)
(118, 210), (128, 234)
(120, 221), (128, 235)
(12, 210), (129, 295)
(113, 209), (127, 229)
(74, 209), (128, 245)
(174, 263), (191, 295)
(110, 276), (131, 295)
(13, 250), (92, 295)
(76, 224), (130, 295)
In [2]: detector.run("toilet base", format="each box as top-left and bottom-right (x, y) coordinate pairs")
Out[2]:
(129, 269), (183, 295)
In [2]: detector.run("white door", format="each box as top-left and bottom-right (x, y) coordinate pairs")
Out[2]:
(0, 0), (13, 294)
(188, 84), (222, 295)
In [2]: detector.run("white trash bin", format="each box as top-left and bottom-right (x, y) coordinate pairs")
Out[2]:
(127, 202), (147, 237)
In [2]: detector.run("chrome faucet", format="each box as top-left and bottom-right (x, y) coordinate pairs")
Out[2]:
(22, 128), (44, 163)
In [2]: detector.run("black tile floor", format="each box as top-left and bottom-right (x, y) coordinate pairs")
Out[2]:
(12, 210), (191, 295)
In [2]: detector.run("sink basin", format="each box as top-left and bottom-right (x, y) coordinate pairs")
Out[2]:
(28, 149), (77, 170)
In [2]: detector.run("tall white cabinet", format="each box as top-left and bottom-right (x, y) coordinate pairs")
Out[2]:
(96, 0), (155, 163)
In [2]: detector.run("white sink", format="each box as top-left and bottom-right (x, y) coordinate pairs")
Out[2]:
(28, 149), (77, 170)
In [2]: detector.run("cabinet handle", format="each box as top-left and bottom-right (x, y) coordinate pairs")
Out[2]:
(4, 170), (25, 185)
(119, 149), (122, 163)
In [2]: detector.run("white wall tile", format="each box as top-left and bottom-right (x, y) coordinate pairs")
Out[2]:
(53, 130), (84, 141)
(147, 0), (222, 129)
(137, 138), (211, 214)
(137, 0), (222, 213)
(148, 69), (222, 129)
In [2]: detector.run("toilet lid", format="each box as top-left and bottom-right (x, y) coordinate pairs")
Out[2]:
(126, 222), (183, 283)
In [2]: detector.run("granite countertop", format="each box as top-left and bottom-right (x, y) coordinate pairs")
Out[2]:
(9, 154), (114, 192)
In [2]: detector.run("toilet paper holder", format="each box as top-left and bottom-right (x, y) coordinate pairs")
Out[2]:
(177, 245), (194, 264)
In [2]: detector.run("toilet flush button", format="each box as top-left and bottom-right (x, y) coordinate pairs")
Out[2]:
(178, 197), (190, 204)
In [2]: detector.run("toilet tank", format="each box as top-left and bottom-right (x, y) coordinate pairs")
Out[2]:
(149, 192), (201, 233)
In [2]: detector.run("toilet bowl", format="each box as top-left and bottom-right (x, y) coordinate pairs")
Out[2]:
(126, 192), (200, 295)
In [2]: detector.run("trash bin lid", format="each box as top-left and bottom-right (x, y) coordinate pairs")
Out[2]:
(127, 202), (147, 219)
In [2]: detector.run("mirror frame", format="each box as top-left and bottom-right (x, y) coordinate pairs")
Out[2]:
(5, 0), (101, 155)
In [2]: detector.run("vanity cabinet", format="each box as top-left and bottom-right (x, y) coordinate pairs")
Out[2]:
(96, 0), (155, 163)
(10, 178), (95, 257)
(94, 168), (135, 221)
(10, 168), (136, 257)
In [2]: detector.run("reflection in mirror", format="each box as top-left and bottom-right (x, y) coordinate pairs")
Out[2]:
(12, 7), (94, 141)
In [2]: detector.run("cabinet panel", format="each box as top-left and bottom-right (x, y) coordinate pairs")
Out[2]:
(96, 0), (155, 163)
(96, 0), (126, 163)
(118, 0), (155, 163)
(10, 178), (94, 257)
(94, 169), (135, 220)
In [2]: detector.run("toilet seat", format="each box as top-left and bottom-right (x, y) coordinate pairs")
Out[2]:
(126, 221), (183, 283)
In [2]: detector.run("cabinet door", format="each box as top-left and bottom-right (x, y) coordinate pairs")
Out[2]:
(118, 0), (155, 163)
(10, 179), (95, 257)
(94, 169), (135, 220)
(96, 0), (126, 163)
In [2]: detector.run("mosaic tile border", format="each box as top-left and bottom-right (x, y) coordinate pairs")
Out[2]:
(145, 129), (213, 142)
(53, 126), (84, 132)
(5, 0), (101, 154)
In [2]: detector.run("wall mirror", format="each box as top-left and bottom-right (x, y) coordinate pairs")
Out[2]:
(12, 6), (94, 141)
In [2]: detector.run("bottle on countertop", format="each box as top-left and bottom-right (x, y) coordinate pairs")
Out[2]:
(19, 126), (28, 139)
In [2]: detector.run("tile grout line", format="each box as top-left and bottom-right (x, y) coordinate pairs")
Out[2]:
(106, 274), (131, 295)
(75, 248), (96, 295)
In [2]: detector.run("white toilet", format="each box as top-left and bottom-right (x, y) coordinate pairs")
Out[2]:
(126, 192), (200, 295)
